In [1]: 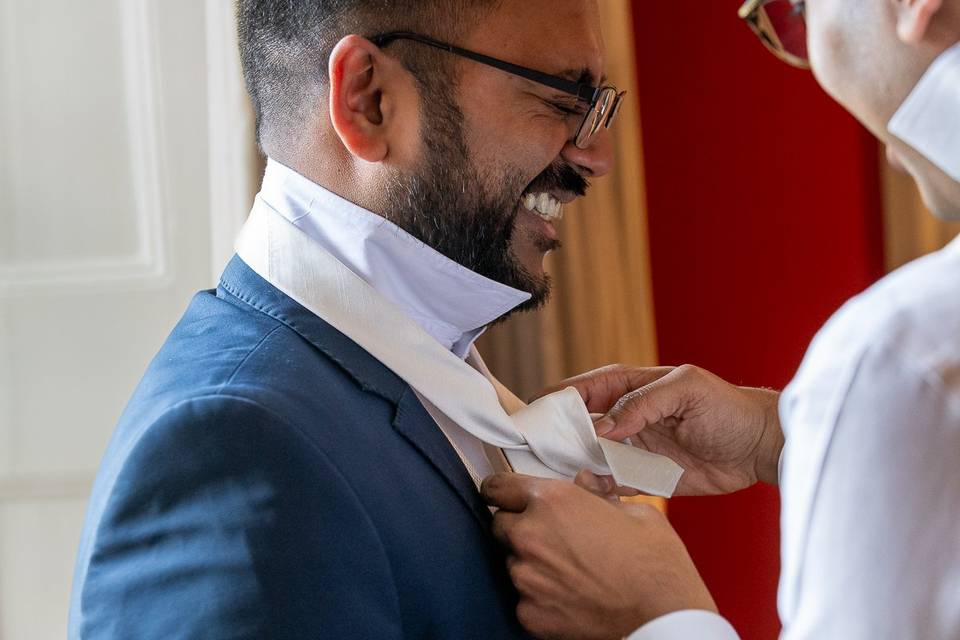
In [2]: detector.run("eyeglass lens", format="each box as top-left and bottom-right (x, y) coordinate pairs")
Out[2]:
(575, 88), (620, 149)
(759, 0), (808, 63)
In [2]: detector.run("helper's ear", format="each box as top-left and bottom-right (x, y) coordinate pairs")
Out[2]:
(893, 0), (944, 45)
(328, 35), (392, 162)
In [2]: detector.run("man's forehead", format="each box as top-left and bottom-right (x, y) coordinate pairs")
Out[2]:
(466, 0), (606, 85)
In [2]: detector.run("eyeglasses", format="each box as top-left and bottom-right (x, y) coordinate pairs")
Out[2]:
(370, 31), (625, 149)
(738, 0), (810, 69)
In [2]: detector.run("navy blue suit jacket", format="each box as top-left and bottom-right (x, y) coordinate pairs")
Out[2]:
(69, 256), (530, 639)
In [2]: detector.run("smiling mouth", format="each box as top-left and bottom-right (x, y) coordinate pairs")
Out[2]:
(520, 191), (564, 222)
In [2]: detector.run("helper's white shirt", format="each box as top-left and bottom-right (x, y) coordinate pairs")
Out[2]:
(630, 237), (960, 639)
(256, 158), (530, 484)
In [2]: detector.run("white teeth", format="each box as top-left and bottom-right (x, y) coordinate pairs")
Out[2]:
(521, 191), (563, 221)
(538, 193), (550, 212)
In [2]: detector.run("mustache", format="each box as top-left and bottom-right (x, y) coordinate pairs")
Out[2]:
(525, 163), (590, 198)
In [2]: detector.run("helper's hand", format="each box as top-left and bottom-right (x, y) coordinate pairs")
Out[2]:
(481, 473), (716, 640)
(538, 364), (783, 495)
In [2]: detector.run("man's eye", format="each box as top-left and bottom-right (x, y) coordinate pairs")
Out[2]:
(549, 101), (585, 117)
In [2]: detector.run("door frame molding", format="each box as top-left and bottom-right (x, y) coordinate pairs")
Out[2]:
(205, 0), (260, 287)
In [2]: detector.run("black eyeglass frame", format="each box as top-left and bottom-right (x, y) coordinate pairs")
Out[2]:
(370, 31), (625, 149)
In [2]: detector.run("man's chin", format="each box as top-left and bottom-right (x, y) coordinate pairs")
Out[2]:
(920, 182), (960, 221)
(517, 282), (551, 313)
(510, 271), (553, 316)
(885, 145), (908, 173)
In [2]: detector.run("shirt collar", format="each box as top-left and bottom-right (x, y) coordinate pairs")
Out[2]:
(256, 158), (531, 358)
(888, 42), (960, 184)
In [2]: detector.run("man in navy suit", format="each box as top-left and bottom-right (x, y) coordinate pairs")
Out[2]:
(69, 0), (619, 637)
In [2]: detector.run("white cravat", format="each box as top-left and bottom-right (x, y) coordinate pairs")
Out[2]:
(236, 195), (684, 496)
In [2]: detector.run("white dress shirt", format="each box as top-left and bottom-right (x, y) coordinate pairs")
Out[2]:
(256, 158), (530, 484)
(629, 237), (960, 639)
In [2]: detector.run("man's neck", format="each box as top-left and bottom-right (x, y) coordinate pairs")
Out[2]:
(254, 158), (531, 358)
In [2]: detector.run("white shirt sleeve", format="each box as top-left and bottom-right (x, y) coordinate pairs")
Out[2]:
(626, 610), (740, 640)
(778, 338), (960, 638)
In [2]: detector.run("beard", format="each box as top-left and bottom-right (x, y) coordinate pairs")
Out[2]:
(381, 78), (589, 319)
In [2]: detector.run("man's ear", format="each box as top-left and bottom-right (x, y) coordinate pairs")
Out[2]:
(328, 35), (391, 162)
(893, 0), (944, 45)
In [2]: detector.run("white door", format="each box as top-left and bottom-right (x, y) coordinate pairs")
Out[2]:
(0, 1), (257, 637)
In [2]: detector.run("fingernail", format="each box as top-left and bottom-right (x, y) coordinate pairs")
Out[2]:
(581, 474), (603, 492)
(595, 417), (615, 436)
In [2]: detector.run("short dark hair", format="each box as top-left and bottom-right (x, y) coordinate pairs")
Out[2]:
(236, 0), (497, 152)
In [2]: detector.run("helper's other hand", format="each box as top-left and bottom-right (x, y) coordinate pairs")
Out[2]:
(537, 364), (784, 495)
(481, 473), (716, 640)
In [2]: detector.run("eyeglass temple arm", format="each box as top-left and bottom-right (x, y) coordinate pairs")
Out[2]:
(370, 31), (600, 103)
(738, 0), (766, 19)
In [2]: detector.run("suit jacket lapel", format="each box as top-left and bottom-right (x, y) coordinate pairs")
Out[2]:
(219, 256), (492, 530)
(392, 387), (492, 529)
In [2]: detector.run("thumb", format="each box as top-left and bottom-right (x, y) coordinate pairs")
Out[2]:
(594, 369), (690, 441)
(574, 469), (617, 497)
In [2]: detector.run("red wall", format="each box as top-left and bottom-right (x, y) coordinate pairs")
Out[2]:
(631, 3), (886, 638)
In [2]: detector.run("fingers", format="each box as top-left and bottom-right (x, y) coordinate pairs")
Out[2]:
(595, 366), (697, 441)
(481, 473), (542, 512)
(578, 471), (643, 499)
(574, 469), (619, 503)
(574, 469), (616, 495)
(491, 510), (521, 547)
(531, 364), (675, 413)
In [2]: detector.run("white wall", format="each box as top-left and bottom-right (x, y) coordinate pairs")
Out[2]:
(0, 1), (256, 636)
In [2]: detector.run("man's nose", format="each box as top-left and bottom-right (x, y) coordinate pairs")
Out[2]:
(560, 127), (615, 178)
